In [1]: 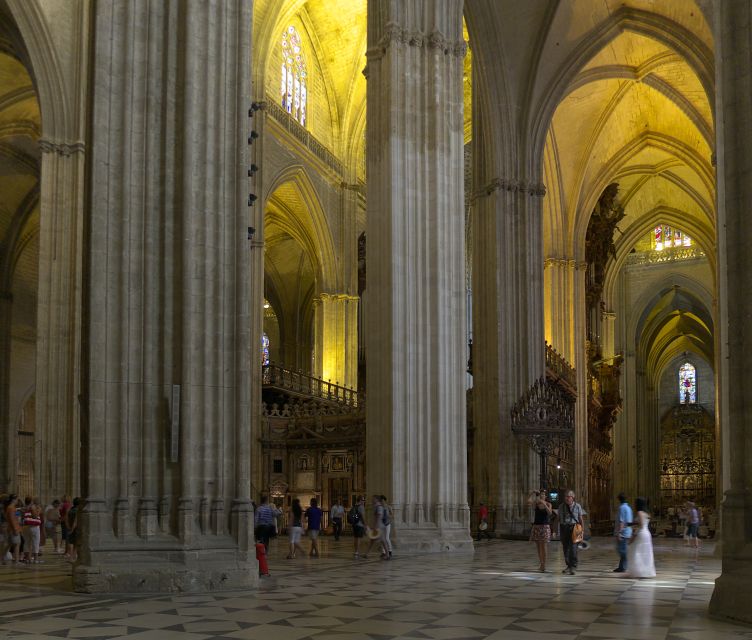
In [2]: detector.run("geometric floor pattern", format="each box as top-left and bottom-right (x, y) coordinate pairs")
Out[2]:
(1, 536), (751, 639)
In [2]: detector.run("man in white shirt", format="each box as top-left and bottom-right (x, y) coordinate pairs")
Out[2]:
(330, 499), (345, 541)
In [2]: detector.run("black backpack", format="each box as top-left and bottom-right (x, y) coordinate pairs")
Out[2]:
(347, 505), (360, 525)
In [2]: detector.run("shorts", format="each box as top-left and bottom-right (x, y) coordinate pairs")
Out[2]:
(529, 524), (551, 542)
(353, 525), (365, 538)
(687, 523), (699, 538)
(67, 529), (78, 545)
(308, 529), (320, 540)
(289, 526), (302, 544)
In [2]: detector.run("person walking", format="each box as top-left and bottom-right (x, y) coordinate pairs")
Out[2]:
(305, 498), (323, 557)
(477, 502), (491, 541)
(558, 489), (584, 575)
(614, 492), (633, 573)
(254, 496), (280, 552)
(364, 495), (388, 560)
(330, 499), (345, 542)
(286, 498), (306, 559)
(380, 495), (393, 559)
(685, 501), (701, 549)
(349, 496), (366, 558)
(2, 494), (21, 564)
(44, 499), (62, 553)
(626, 497), (655, 578)
(528, 489), (552, 572)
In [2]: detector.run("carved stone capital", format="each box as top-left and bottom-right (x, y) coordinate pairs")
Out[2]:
(367, 23), (467, 61)
(38, 138), (85, 156)
(473, 177), (547, 200)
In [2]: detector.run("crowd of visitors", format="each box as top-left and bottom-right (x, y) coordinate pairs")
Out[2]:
(0, 494), (81, 566)
(253, 493), (394, 566)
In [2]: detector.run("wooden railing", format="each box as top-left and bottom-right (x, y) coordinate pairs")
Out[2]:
(262, 362), (363, 408)
(545, 342), (577, 394)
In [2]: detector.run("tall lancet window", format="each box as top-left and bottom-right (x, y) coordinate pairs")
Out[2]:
(281, 26), (307, 126)
(262, 332), (270, 367)
(679, 362), (697, 404)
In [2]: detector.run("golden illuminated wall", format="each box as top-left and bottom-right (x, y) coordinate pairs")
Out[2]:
(264, 15), (335, 150)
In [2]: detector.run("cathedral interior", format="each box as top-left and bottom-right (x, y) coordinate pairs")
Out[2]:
(0, 0), (751, 634)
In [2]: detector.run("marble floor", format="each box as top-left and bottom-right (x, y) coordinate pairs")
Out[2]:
(0, 536), (751, 639)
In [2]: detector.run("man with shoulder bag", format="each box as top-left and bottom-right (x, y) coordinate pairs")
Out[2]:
(558, 489), (584, 575)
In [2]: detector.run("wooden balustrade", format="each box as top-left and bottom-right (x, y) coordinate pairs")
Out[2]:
(545, 342), (577, 394)
(262, 362), (363, 407)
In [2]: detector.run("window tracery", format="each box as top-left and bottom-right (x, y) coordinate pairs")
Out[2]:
(281, 26), (307, 126)
(679, 362), (696, 404)
(654, 225), (691, 251)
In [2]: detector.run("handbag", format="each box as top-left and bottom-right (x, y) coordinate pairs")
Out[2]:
(572, 522), (584, 544)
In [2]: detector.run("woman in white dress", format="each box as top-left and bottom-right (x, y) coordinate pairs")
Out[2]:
(627, 497), (656, 578)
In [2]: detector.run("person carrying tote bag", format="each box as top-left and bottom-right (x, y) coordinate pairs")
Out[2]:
(558, 489), (584, 575)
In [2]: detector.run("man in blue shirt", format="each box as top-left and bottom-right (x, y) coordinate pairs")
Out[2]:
(614, 492), (633, 573)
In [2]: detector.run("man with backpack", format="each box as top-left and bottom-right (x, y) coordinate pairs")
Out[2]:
(348, 496), (366, 558)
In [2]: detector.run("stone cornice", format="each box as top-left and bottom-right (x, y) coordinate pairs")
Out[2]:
(366, 23), (467, 62)
(39, 139), (85, 156)
(474, 177), (547, 200)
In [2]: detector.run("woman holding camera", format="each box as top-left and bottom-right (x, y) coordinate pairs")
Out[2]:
(528, 489), (552, 572)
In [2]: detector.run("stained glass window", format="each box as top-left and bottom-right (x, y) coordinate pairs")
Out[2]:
(679, 362), (696, 404)
(654, 224), (691, 251)
(281, 26), (307, 126)
(262, 332), (270, 367)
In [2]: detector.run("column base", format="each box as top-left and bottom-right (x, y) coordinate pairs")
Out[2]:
(392, 527), (474, 555)
(73, 542), (258, 593)
(709, 554), (752, 625)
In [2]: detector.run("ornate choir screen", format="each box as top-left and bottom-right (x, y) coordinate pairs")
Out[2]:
(659, 403), (715, 509)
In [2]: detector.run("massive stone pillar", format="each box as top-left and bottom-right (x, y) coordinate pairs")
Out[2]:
(472, 176), (546, 534)
(77, 0), (255, 592)
(36, 142), (86, 500)
(365, 0), (471, 552)
(709, 0), (752, 624)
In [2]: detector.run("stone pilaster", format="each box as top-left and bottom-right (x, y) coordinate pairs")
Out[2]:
(313, 293), (359, 391)
(365, 0), (472, 552)
(77, 0), (255, 593)
(709, 0), (752, 625)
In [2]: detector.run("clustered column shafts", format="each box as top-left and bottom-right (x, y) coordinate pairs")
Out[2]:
(709, 0), (752, 625)
(365, 0), (471, 551)
(79, 0), (254, 593)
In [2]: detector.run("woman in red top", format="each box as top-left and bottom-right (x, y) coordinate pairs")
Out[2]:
(22, 503), (42, 564)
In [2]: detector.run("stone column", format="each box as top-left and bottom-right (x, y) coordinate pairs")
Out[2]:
(365, 0), (471, 552)
(709, 0), (752, 624)
(77, 0), (254, 593)
(35, 142), (86, 501)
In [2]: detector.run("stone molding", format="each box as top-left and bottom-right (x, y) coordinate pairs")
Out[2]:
(366, 23), (467, 61)
(315, 292), (360, 303)
(473, 177), (546, 200)
(38, 138), (85, 156)
(543, 257), (587, 270)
